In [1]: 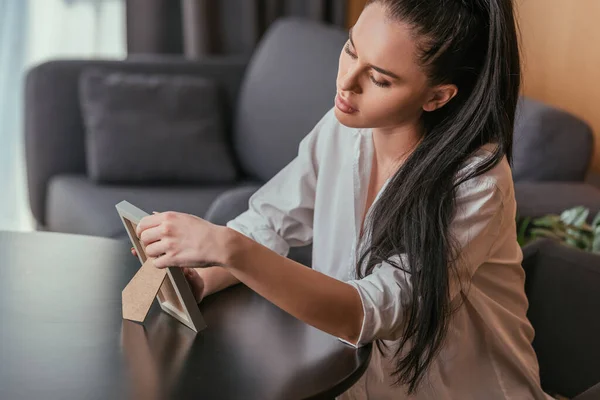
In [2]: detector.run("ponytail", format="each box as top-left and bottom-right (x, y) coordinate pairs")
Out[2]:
(359, 0), (520, 393)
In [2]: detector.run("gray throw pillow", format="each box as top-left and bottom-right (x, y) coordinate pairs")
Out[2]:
(79, 69), (237, 183)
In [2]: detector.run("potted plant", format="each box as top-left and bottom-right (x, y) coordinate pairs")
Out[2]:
(517, 206), (600, 253)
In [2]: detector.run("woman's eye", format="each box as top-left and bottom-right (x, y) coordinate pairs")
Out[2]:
(370, 75), (391, 88)
(344, 43), (357, 59)
(343, 42), (390, 88)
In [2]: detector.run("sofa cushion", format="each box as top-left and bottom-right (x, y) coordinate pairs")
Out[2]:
(233, 19), (347, 181)
(205, 186), (313, 267)
(513, 97), (594, 182)
(515, 182), (600, 218)
(79, 69), (237, 183)
(46, 175), (244, 238)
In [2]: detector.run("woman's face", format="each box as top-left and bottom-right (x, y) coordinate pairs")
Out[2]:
(335, 3), (455, 130)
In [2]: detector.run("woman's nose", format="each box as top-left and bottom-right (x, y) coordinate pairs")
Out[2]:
(339, 65), (361, 93)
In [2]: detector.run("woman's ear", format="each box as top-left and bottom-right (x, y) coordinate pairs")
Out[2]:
(422, 84), (458, 112)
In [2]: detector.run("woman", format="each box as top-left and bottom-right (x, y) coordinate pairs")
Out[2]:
(135, 0), (551, 397)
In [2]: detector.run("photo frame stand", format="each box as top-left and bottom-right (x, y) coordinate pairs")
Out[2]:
(117, 200), (206, 332)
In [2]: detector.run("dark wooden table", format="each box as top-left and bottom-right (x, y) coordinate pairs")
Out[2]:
(0, 231), (371, 400)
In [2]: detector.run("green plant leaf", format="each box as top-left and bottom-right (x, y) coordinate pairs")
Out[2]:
(565, 237), (580, 249)
(560, 206), (589, 227)
(580, 234), (593, 251)
(593, 225), (600, 253)
(569, 232), (591, 250)
(517, 208), (600, 255)
(532, 215), (561, 229)
(517, 217), (531, 245)
(517, 236), (531, 247)
(565, 227), (583, 239)
(592, 211), (600, 229)
(530, 228), (562, 241)
(576, 223), (594, 233)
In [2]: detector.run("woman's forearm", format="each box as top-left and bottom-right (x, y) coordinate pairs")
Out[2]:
(221, 228), (364, 345)
(198, 266), (241, 297)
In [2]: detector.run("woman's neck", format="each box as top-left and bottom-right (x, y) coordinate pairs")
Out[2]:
(371, 122), (422, 177)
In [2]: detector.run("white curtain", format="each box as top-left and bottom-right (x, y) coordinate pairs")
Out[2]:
(0, 0), (125, 231)
(0, 0), (29, 231)
(27, 0), (126, 65)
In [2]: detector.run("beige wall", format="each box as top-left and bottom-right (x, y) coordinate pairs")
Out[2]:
(347, 0), (367, 27)
(347, 0), (600, 172)
(517, 0), (600, 172)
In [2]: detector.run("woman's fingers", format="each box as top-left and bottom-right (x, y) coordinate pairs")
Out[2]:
(144, 239), (170, 259)
(135, 214), (162, 237)
(131, 247), (137, 256)
(183, 268), (205, 303)
(139, 225), (164, 247)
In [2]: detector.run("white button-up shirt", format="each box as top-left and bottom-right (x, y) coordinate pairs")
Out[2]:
(227, 109), (551, 399)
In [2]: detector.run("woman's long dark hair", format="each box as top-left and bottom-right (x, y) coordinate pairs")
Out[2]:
(356, 0), (521, 394)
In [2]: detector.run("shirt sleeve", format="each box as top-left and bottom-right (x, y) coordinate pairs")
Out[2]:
(343, 178), (505, 347)
(226, 113), (329, 257)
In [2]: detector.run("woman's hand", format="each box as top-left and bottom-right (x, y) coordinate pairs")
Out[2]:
(130, 247), (207, 303)
(182, 268), (206, 303)
(135, 211), (231, 270)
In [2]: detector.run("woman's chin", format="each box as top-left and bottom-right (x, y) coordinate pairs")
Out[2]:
(334, 107), (363, 128)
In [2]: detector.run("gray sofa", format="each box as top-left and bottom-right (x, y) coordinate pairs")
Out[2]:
(522, 239), (600, 399)
(23, 17), (600, 397)
(25, 18), (600, 244)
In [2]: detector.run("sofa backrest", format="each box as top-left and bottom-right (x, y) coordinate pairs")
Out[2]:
(232, 19), (595, 184)
(513, 97), (594, 182)
(233, 18), (347, 182)
(25, 57), (247, 226)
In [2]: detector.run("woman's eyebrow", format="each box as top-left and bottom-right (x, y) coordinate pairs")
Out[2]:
(349, 28), (401, 81)
(349, 28), (356, 49)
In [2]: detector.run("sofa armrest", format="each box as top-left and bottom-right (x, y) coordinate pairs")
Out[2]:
(522, 239), (600, 398)
(25, 56), (248, 227)
(204, 185), (313, 267)
(574, 382), (600, 400)
(586, 172), (600, 190)
(515, 182), (600, 218)
(204, 185), (261, 225)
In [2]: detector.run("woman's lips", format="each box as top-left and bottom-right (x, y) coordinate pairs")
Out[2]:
(335, 94), (358, 114)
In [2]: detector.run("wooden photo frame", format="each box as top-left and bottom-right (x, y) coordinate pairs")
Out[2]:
(117, 200), (206, 332)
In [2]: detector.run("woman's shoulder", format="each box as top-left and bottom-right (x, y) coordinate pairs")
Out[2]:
(456, 143), (515, 202)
